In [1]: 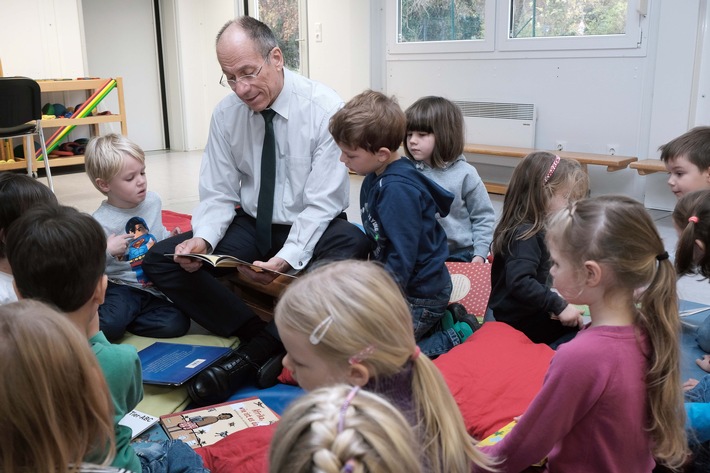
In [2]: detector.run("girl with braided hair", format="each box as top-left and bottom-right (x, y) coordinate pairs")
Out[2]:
(269, 384), (421, 473)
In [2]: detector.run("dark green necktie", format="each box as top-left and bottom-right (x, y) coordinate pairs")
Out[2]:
(256, 108), (276, 254)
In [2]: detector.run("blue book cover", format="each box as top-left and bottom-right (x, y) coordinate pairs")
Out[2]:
(138, 342), (232, 386)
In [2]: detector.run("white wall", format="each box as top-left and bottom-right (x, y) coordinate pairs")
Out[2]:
(0, 0), (84, 78)
(160, 0), (233, 151)
(81, 0), (165, 151)
(307, 0), (371, 101)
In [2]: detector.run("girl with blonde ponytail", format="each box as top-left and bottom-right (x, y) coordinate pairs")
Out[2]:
(274, 259), (495, 473)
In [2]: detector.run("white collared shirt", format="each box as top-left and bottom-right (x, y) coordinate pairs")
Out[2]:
(193, 68), (348, 270)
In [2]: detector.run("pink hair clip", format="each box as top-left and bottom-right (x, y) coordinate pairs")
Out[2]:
(689, 216), (699, 224)
(544, 155), (561, 184)
(309, 315), (334, 345)
(348, 345), (376, 365)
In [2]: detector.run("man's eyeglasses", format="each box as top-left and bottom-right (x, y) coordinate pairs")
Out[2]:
(219, 49), (273, 88)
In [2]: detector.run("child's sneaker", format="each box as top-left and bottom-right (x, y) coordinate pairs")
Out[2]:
(447, 303), (482, 333)
(453, 321), (474, 342)
(441, 309), (455, 331)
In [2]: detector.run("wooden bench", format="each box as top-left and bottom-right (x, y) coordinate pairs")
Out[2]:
(629, 159), (667, 175)
(462, 144), (638, 194)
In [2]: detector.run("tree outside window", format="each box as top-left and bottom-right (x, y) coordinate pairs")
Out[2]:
(510, 0), (628, 38)
(257, 0), (301, 71)
(399, 0), (486, 43)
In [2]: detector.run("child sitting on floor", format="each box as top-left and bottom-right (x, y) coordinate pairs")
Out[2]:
(0, 300), (121, 473)
(329, 90), (476, 357)
(403, 96), (495, 263)
(0, 172), (57, 305)
(477, 195), (688, 472)
(488, 151), (588, 346)
(660, 126), (710, 199)
(194, 259), (495, 473)
(6, 204), (209, 473)
(675, 190), (710, 453)
(673, 190), (710, 357)
(85, 133), (190, 341)
(274, 260), (494, 473)
(269, 384), (422, 473)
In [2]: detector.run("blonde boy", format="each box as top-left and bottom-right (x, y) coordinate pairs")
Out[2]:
(85, 133), (190, 341)
(660, 126), (710, 198)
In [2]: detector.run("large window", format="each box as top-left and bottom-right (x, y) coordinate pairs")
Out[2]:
(390, 0), (646, 56)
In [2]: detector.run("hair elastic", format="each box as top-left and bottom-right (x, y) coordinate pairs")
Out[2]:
(689, 216), (699, 224)
(543, 155), (561, 184)
(341, 459), (357, 473)
(349, 345), (376, 365)
(309, 315), (334, 345)
(656, 251), (670, 261)
(338, 386), (361, 433)
(411, 346), (421, 361)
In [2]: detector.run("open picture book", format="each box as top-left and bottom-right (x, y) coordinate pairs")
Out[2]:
(165, 253), (296, 278)
(160, 397), (279, 449)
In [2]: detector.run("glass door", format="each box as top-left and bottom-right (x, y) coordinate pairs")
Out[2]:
(254, 0), (309, 77)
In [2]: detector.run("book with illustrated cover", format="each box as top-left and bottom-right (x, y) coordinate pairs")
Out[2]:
(119, 409), (159, 439)
(165, 253), (297, 278)
(160, 397), (279, 449)
(137, 342), (232, 386)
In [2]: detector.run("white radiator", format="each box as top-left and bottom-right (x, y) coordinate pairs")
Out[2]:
(452, 100), (537, 148)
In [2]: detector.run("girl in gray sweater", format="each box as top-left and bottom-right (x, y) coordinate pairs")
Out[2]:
(404, 96), (495, 262)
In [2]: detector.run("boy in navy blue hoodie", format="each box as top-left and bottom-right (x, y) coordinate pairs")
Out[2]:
(329, 90), (474, 357)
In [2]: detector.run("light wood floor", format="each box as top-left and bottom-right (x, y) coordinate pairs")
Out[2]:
(44, 150), (709, 306)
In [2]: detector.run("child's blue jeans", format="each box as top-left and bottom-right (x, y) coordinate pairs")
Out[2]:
(409, 279), (457, 357)
(133, 439), (209, 473)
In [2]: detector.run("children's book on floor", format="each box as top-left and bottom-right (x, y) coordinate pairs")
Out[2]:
(119, 409), (159, 439)
(160, 397), (279, 449)
(165, 253), (297, 278)
(137, 342), (232, 386)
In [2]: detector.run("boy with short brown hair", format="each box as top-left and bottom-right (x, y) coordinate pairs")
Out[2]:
(329, 90), (475, 357)
(660, 126), (710, 198)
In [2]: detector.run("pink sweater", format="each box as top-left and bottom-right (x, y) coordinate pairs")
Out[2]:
(481, 324), (654, 473)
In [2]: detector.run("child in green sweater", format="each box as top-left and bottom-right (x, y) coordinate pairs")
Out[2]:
(6, 204), (208, 473)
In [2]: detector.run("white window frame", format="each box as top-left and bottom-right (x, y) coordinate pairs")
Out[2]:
(496, 0), (647, 53)
(386, 0), (496, 55)
(386, 0), (649, 58)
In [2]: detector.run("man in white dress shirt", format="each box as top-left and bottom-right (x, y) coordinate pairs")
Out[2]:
(143, 16), (370, 405)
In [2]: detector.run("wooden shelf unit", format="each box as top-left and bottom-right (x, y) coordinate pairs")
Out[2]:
(0, 77), (127, 173)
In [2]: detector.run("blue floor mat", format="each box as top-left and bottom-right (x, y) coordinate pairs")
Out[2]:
(226, 382), (304, 415)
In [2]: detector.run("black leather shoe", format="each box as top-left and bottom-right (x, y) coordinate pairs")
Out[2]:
(447, 302), (482, 333)
(187, 349), (260, 406)
(256, 351), (286, 389)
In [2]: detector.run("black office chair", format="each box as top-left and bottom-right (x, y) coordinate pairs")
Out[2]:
(0, 77), (53, 191)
